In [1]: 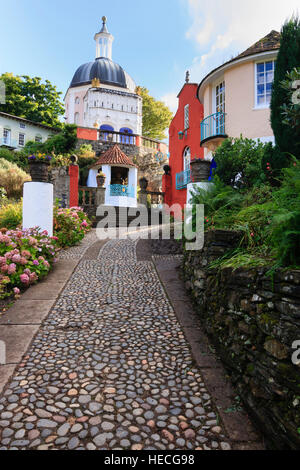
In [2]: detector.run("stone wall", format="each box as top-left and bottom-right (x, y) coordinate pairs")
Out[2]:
(49, 166), (70, 208)
(182, 230), (300, 449)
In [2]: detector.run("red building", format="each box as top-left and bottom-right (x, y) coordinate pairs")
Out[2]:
(163, 74), (204, 209)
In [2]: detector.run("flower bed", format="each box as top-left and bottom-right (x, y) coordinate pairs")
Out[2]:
(53, 206), (92, 247)
(0, 227), (58, 299)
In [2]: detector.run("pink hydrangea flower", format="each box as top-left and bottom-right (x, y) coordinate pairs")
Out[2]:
(33, 260), (39, 266)
(20, 273), (30, 284)
(21, 250), (31, 258)
(7, 263), (16, 275)
(29, 272), (38, 283)
(12, 254), (21, 263)
(1, 265), (8, 273)
(20, 257), (27, 265)
(13, 287), (20, 295)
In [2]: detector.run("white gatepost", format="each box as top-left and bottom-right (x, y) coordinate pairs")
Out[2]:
(23, 182), (53, 236)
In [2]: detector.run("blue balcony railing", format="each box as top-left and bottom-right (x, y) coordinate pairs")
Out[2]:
(110, 184), (135, 198)
(0, 138), (17, 148)
(176, 169), (192, 190)
(200, 112), (226, 143)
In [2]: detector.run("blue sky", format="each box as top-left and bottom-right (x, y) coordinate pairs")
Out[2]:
(0, 0), (299, 112)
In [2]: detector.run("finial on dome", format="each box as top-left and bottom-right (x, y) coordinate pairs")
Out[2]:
(185, 70), (190, 83)
(102, 16), (107, 24)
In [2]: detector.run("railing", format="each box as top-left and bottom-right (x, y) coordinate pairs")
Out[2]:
(98, 130), (137, 145)
(79, 187), (96, 207)
(176, 169), (192, 190)
(141, 136), (160, 150)
(200, 112), (226, 143)
(0, 138), (17, 148)
(110, 184), (135, 198)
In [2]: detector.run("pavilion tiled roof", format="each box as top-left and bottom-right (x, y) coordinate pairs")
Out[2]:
(93, 144), (137, 167)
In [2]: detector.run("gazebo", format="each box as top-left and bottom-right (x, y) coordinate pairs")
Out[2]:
(87, 144), (138, 208)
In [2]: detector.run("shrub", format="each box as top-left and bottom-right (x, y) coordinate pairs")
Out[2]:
(0, 227), (58, 299)
(0, 201), (22, 229)
(53, 206), (91, 247)
(261, 143), (289, 186)
(268, 160), (300, 266)
(213, 137), (266, 188)
(0, 159), (31, 199)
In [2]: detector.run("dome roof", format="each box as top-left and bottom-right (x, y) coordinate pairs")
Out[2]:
(70, 57), (136, 92)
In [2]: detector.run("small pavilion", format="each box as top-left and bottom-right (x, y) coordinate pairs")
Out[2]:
(87, 144), (138, 208)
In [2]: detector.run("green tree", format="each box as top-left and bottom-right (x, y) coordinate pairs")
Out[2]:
(24, 124), (77, 155)
(270, 17), (300, 158)
(137, 87), (173, 140)
(0, 73), (64, 128)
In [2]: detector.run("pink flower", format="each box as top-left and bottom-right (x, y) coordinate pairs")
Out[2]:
(28, 237), (37, 246)
(1, 265), (8, 273)
(21, 250), (31, 258)
(24, 268), (31, 275)
(81, 220), (88, 228)
(0, 257), (6, 265)
(12, 254), (21, 263)
(29, 272), (38, 283)
(20, 273), (30, 284)
(7, 263), (16, 275)
(13, 287), (20, 295)
(43, 260), (50, 268)
(4, 252), (13, 260)
(33, 260), (39, 266)
(20, 257), (27, 266)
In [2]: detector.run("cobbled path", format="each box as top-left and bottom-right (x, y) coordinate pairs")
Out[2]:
(0, 238), (231, 450)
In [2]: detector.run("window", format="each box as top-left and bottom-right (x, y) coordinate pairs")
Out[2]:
(19, 133), (25, 147)
(20, 122), (26, 129)
(184, 104), (189, 130)
(75, 97), (80, 105)
(215, 81), (225, 113)
(74, 112), (79, 124)
(256, 61), (276, 107)
(35, 135), (42, 143)
(183, 147), (191, 171)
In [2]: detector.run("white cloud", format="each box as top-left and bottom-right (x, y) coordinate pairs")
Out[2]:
(185, 0), (299, 83)
(161, 92), (178, 113)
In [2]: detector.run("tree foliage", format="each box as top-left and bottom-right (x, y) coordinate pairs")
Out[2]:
(270, 17), (300, 158)
(0, 73), (64, 128)
(24, 124), (77, 155)
(137, 87), (173, 140)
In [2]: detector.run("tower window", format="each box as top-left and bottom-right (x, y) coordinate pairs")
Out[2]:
(74, 112), (79, 124)
(75, 97), (80, 104)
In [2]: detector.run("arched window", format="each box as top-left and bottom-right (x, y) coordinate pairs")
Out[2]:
(100, 124), (114, 142)
(120, 127), (133, 144)
(183, 147), (191, 171)
(74, 112), (79, 125)
(75, 97), (80, 105)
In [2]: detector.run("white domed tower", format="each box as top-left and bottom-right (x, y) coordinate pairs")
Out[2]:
(65, 17), (142, 136)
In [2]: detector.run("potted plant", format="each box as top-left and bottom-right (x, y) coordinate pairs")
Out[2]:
(190, 157), (211, 182)
(96, 170), (106, 188)
(28, 153), (52, 182)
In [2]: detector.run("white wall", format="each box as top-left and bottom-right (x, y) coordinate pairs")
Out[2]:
(65, 84), (142, 135)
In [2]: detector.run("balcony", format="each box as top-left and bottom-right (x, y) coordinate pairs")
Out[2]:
(200, 112), (227, 146)
(110, 184), (135, 198)
(176, 169), (192, 190)
(0, 138), (17, 149)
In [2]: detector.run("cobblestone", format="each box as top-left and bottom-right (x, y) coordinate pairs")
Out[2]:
(0, 238), (231, 450)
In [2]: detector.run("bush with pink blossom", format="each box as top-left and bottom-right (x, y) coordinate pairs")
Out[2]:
(53, 206), (92, 247)
(0, 227), (58, 299)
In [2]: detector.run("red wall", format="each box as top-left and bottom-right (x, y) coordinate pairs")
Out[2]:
(167, 84), (204, 209)
(77, 127), (98, 141)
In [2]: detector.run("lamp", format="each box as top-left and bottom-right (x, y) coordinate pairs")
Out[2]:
(178, 131), (184, 140)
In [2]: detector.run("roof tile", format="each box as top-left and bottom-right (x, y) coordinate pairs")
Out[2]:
(93, 144), (137, 167)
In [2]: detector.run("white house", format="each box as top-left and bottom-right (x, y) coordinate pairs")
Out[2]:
(0, 112), (58, 151)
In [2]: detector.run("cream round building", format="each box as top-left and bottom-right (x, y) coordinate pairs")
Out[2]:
(65, 17), (142, 138)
